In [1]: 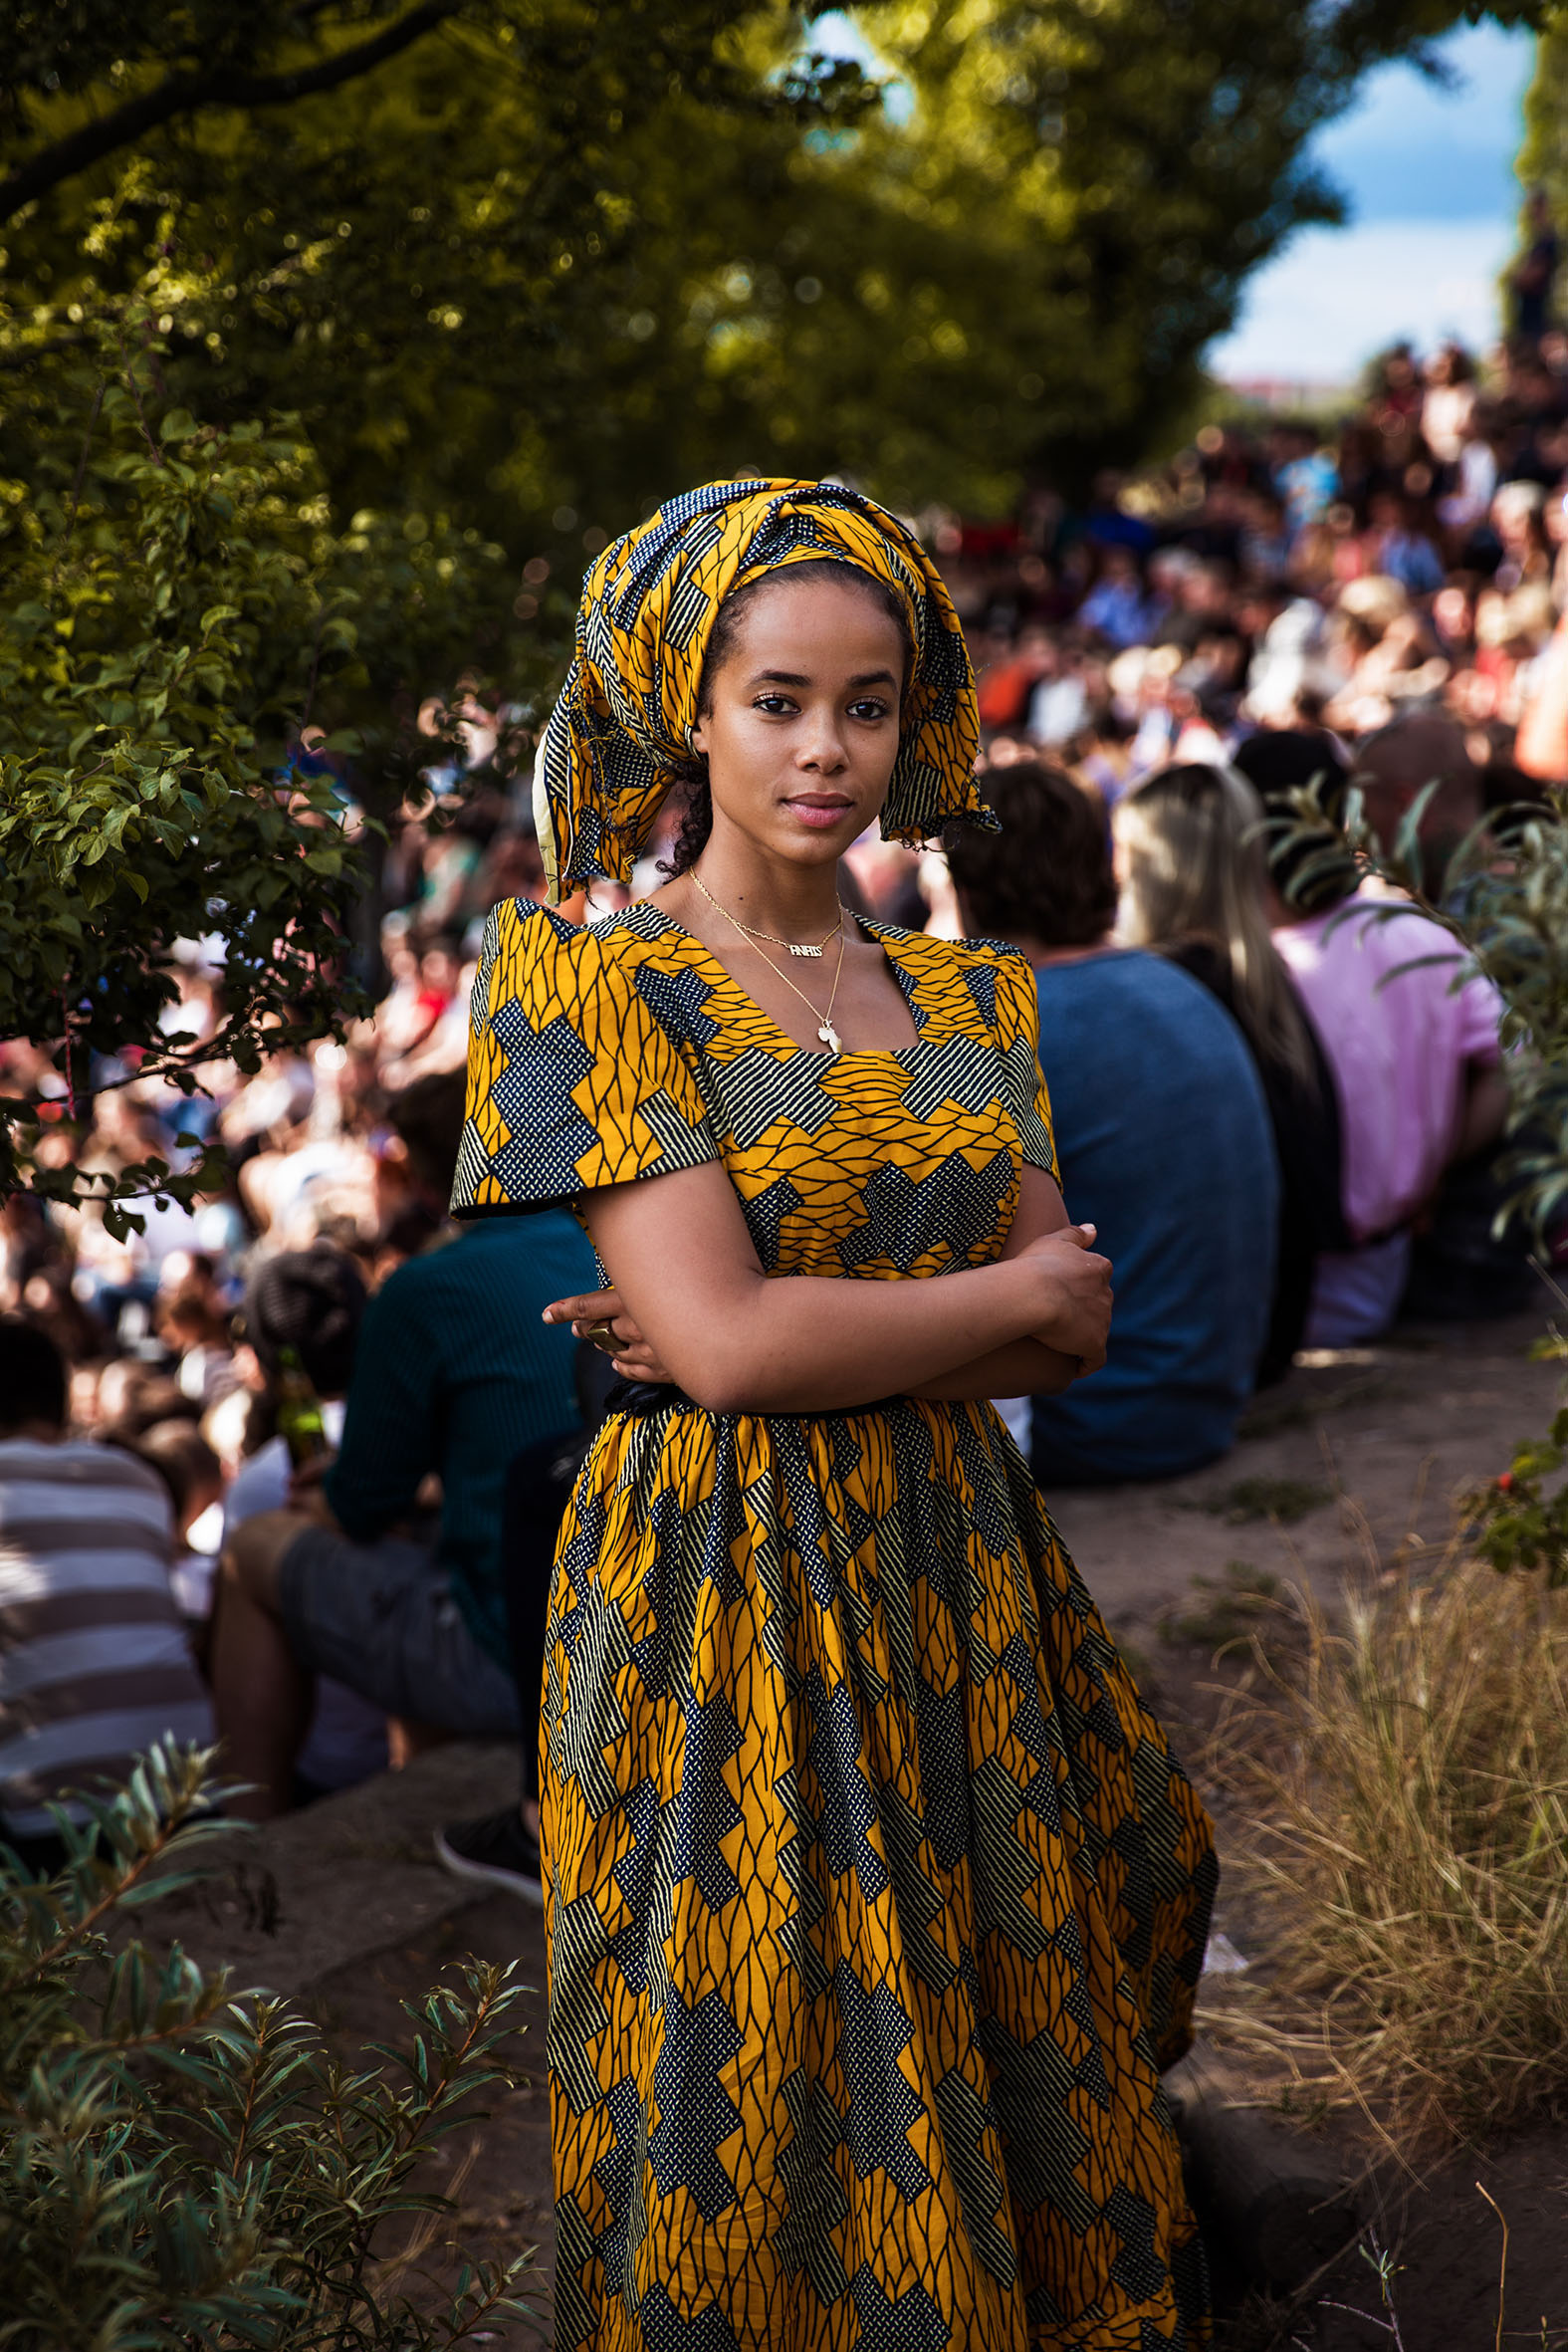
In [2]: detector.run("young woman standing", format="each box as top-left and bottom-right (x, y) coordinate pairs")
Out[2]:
(452, 479), (1215, 2349)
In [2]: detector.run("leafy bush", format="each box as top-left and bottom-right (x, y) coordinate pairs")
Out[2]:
(1268, 779), (1568, 1581)
(0, 1744), (537, 2348)
(1266, 778), (1568, 1245)
(0, 292), (511, 1231)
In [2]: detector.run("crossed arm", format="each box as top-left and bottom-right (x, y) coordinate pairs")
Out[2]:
(542, 1158), (1112, 1416)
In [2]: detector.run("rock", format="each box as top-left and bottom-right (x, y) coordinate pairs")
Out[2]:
(124, 1739), (520, 1999)
(1165, 2042), (1359, 2289)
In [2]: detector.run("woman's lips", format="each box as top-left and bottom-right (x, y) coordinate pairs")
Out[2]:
(784, 796), (853, 830)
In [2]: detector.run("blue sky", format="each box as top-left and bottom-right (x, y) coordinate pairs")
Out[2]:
(811, 12), (1535, 385)
(1212, 21), (1536, 380)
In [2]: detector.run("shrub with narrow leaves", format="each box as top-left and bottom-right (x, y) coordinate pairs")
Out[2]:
(1267, 778), (1568, 1581)
(0, 1743), (538, 2349)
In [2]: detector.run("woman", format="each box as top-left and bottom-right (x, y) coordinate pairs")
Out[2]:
(1114, 760), (1346, 1383)
(453, 480), (1215, 2349)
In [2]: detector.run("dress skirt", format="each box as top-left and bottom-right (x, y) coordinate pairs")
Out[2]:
(542, 1394), (1216, 2351)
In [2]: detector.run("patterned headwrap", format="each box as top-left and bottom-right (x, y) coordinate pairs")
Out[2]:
(533, 476), (992, 902)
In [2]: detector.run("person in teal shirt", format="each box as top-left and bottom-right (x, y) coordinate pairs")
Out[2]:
(324, 1211), (592, 1665)
(214, 1072), (596, 1832)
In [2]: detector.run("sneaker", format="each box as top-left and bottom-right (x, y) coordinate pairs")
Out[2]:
(434, 1807), (545, 1905)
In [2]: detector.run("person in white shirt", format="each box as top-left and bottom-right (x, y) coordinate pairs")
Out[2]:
(0, 1318), (211, 1870)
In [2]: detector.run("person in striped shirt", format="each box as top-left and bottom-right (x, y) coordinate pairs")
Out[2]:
(0, 1317), (212, 1872)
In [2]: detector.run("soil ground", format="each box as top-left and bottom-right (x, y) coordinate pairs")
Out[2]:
(138, 1302), (1568, 2348)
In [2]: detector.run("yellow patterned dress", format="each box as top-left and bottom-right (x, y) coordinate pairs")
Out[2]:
(452, 896), (1217, 2352)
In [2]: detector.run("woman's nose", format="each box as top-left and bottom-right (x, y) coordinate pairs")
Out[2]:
(797, 714), (848, 771)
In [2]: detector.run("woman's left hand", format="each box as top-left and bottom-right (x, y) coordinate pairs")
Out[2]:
(543, 1286), (678, 1384)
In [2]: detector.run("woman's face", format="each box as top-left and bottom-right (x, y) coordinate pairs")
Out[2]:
(689, 571), (906, 866)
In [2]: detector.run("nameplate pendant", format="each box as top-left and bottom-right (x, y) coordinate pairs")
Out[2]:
(789, 943), (823, 957)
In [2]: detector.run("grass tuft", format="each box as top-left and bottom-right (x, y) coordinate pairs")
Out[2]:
(1196, 1475), (1332, 1526)
(1211, 1561), (1568, 2157)
(1161, 1560), (1283, 1652)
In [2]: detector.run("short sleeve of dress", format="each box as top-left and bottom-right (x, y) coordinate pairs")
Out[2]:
(988, 945), (1057, 1180)
(450, 899), (721, 1217)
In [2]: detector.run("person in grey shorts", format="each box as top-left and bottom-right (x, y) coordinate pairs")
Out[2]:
(274, 1522), (519, 1736)
(214, 1072), (595, 1827)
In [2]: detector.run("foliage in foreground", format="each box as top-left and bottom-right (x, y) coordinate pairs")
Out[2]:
(0, 1743), (536, 2349)
(1209, 1563), (1568, 2157)
(1270, 780), (1568, 1247)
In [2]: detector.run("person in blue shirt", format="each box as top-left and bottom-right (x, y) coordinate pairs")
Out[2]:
(215, 1067), (596, 1840)
(947, 761), (1279, 1484)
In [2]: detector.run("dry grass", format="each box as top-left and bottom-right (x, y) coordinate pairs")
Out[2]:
(1207, 1558), (1568, 2158)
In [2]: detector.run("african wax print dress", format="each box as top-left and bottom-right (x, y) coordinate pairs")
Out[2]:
(452, 895), (1217, 2352)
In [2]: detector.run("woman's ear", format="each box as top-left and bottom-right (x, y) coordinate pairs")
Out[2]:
(687, 714), (711, 761)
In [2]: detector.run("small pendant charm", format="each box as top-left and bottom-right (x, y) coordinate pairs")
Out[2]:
(789, 943), (823, 957)
(818, 1021), (841, 1055)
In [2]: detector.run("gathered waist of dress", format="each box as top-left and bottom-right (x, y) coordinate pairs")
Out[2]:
(602, 1377), (914, 1421)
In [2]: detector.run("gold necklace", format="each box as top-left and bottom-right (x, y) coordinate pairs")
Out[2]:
(692, 869), (850, 1055)
(688, 866), (844, 960)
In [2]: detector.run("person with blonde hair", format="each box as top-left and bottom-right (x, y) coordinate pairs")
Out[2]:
(1115, 760), (1346, 1379)
(949, 758), (1280, 1477)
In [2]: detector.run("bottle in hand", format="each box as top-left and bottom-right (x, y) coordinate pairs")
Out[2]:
(276, 1345), (331, 1471)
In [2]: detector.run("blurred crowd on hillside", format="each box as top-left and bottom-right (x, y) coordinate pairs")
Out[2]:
(3, 333), (1557, 1527)
(946, 334), (1568, 803)
(0, 333), (1555, 1841)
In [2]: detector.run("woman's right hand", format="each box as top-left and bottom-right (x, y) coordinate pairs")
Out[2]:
(1017, 1221), (1113, 1374)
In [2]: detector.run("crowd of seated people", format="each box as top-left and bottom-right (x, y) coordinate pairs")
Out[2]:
(938, 730), (1514, 1486)
(0, 746), (595, 1867)
(4, 339), (1554, 1854)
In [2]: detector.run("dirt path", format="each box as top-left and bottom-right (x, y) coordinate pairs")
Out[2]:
(1044, 1308), (1563, 1638)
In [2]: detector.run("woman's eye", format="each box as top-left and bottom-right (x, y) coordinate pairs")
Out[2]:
(753, 694), (796, 715)
(847, 697), (892, 722)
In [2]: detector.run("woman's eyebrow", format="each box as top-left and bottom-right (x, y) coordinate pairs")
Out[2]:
(745, 667), (899, 688)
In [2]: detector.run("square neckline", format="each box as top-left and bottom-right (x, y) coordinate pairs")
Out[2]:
(615, 901), (941, 1062)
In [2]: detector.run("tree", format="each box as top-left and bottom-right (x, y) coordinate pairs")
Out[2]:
(0, 6), (860, 1212)
(0, 5), (866, 560)
(625, 0), (1553, 515)
(7, 5), (1546, 550)
(1511, 9), (1568, 318)
(0, 310), (510, 1223)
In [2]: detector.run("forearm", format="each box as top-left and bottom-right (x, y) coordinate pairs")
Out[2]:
(910, 1338), (1079, 1402)
(653, 1261), (1050, 1415)
(576, 1161), (1109, 1417)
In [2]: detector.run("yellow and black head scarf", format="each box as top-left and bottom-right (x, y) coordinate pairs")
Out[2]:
(533, 476), (993, 902)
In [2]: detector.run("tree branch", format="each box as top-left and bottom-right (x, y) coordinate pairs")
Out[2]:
(0, 3), (457, 220)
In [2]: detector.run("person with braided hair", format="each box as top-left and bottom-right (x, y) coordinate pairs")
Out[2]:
(453, 479), (1216, 2349)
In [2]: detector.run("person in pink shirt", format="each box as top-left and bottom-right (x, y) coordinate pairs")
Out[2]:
(1234, 725), (1507, 1345)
